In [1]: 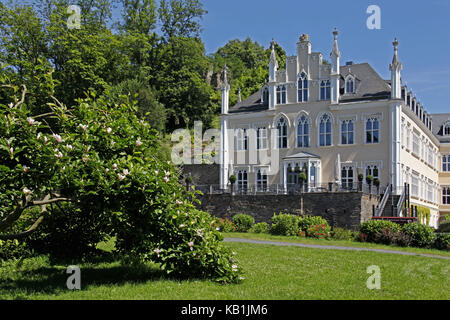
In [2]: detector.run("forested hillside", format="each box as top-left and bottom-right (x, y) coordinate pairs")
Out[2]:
(0, 0), (286, 134)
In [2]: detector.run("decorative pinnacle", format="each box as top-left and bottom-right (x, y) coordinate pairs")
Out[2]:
(390, 38), (402, 70)
(333, 28), (338, 39)
(222, 64), (229, 87)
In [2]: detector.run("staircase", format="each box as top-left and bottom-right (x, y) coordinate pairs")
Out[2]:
(374, 184), (409, 217)
(379, 194), (401, 217)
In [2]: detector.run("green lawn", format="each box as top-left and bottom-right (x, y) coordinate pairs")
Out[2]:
(0, 239), (449, 300)
(223, 232), (450, 258)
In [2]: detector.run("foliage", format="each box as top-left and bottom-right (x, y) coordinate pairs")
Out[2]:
(359, 220), (402, 243)
(213, 218), (236, 233)
(434, 233), (450, 251)
(249, 222), (269, 234)
(0, 77), (241, 283)
(298, 215), (328, 232)
(232, 214), (255, 233)
(0, 239), (34, 261)
(438, 220), (450, 233)
(331, 227), (358, 241)
(270, 213), (299, 236)
(229, 174), (236, 184)
(401, 223), (437, 248)
(366, 175), (374, 185)
(306, 224), (331, 239)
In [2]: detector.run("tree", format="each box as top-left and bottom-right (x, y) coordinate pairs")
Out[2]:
(105, 79), (166, 132)
(158, 0), (207, 40)
(0, 74), (241, 283)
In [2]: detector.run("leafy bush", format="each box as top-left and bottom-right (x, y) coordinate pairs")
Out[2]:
(250, 222), (269, 234)
(214, 218), (236, 233)
(393, 232), (412, 247)
(0, 78), (242, 283)
(298, 215), (328, 232)
(372, 228), (399, 245)
(401, 223), (437, 248)
(0, 239), (34, 261)
(306, 224), (331, 239)
(434, 233), (450, 251)
(270, 213), (299, 236)
(232, 214), (255, 233)
(360, 220), (402, 242)
(331, 227), (358, 241)
(438, 220), (450, 233)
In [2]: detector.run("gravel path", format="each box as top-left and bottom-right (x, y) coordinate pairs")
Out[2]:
(224, 238), (450, 260)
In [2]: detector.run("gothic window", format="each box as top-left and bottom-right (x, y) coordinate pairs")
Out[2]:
(366, 165), (379, 180)
(262, 87), (269, 106)
(256, 127), (268, 150)
(341, 166), (354, 190)
(297, 115), (310, 148)
(236, 170), (248, 193)
(277, 85), (287, 104)
(298, 72), (308, 103)
(341, 120), (354, 145)
(345, 75), (355, 94)
(320, 80), (331, 100)
(235, 128), (248, 151)
(277, 117), (288, 149)
(256, 169), (268, 192)
(444, 123), (450, 136)
(319, 114), (332, 146)
(365, 118), (380, 144)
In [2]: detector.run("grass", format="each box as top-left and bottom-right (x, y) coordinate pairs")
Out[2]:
(223, 232), (450, 258)
(0, 238), (449, 300)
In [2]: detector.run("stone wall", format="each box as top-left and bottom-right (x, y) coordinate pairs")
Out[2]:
(196, 192), (379, 230)
(182, 164), (220, 186)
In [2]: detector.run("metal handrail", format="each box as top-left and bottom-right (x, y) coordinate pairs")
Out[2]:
(375, 184), (391, 216)
(395, 185), (407, 217)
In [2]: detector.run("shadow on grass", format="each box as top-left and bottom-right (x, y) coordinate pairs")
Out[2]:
(0, 254), (183, 299)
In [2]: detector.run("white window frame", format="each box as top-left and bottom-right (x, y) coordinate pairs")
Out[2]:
(297, 72), (308, 103)
(365, 117), (380, 144)
(340, 119), (355, 145)
(235, 128), (248, 151)
(319, 80), (331, 101)
(345, 75), (355, 94)
(276, 116), (289, 149)
(255, 168), (268, 192)
(296, 114), (310, 148)
(277, 85), (287, 105)
(318, 113), (333, 147)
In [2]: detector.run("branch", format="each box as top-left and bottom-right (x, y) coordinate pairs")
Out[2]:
(0, 195), (74, 233)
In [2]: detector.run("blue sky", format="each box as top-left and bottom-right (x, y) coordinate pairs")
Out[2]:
(200, 0), (450, 114)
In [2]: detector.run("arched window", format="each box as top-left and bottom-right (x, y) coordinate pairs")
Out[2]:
(256, 169), (268, 192)
(276, 116), (288, 149)
(341, 119), (354, 145)
(277, 85), (287, 105)
(366, 165), (379, 180)
(345, 75), (355, 94)
(319, 114), (332, 146)
(366, 118), (380, 144)
(341, 166), (354, 190)
(262, 87), (269, 106)
(235, 128), (248, 151)
(236, 170), (248, 193)
(320, 80), (331, 100)
(298, 72), (308, 102)
(297, 115), (310, 148)
(444, 123), (450, 136)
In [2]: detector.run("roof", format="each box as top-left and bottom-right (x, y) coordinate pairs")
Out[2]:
(339, 63), (391, 102)
(284, 151), (320, 159)
(430, 113), (450, 143)
(228, 62), (391, 114)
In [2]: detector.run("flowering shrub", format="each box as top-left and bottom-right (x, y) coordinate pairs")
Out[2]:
(298, 215), (328, 232)
(232, 214), (255, 233)
(0, 76), (242, 283)
(359, 220), (402, 243)
(306, 224), (331, 239)
(213, 218), (237, 233)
